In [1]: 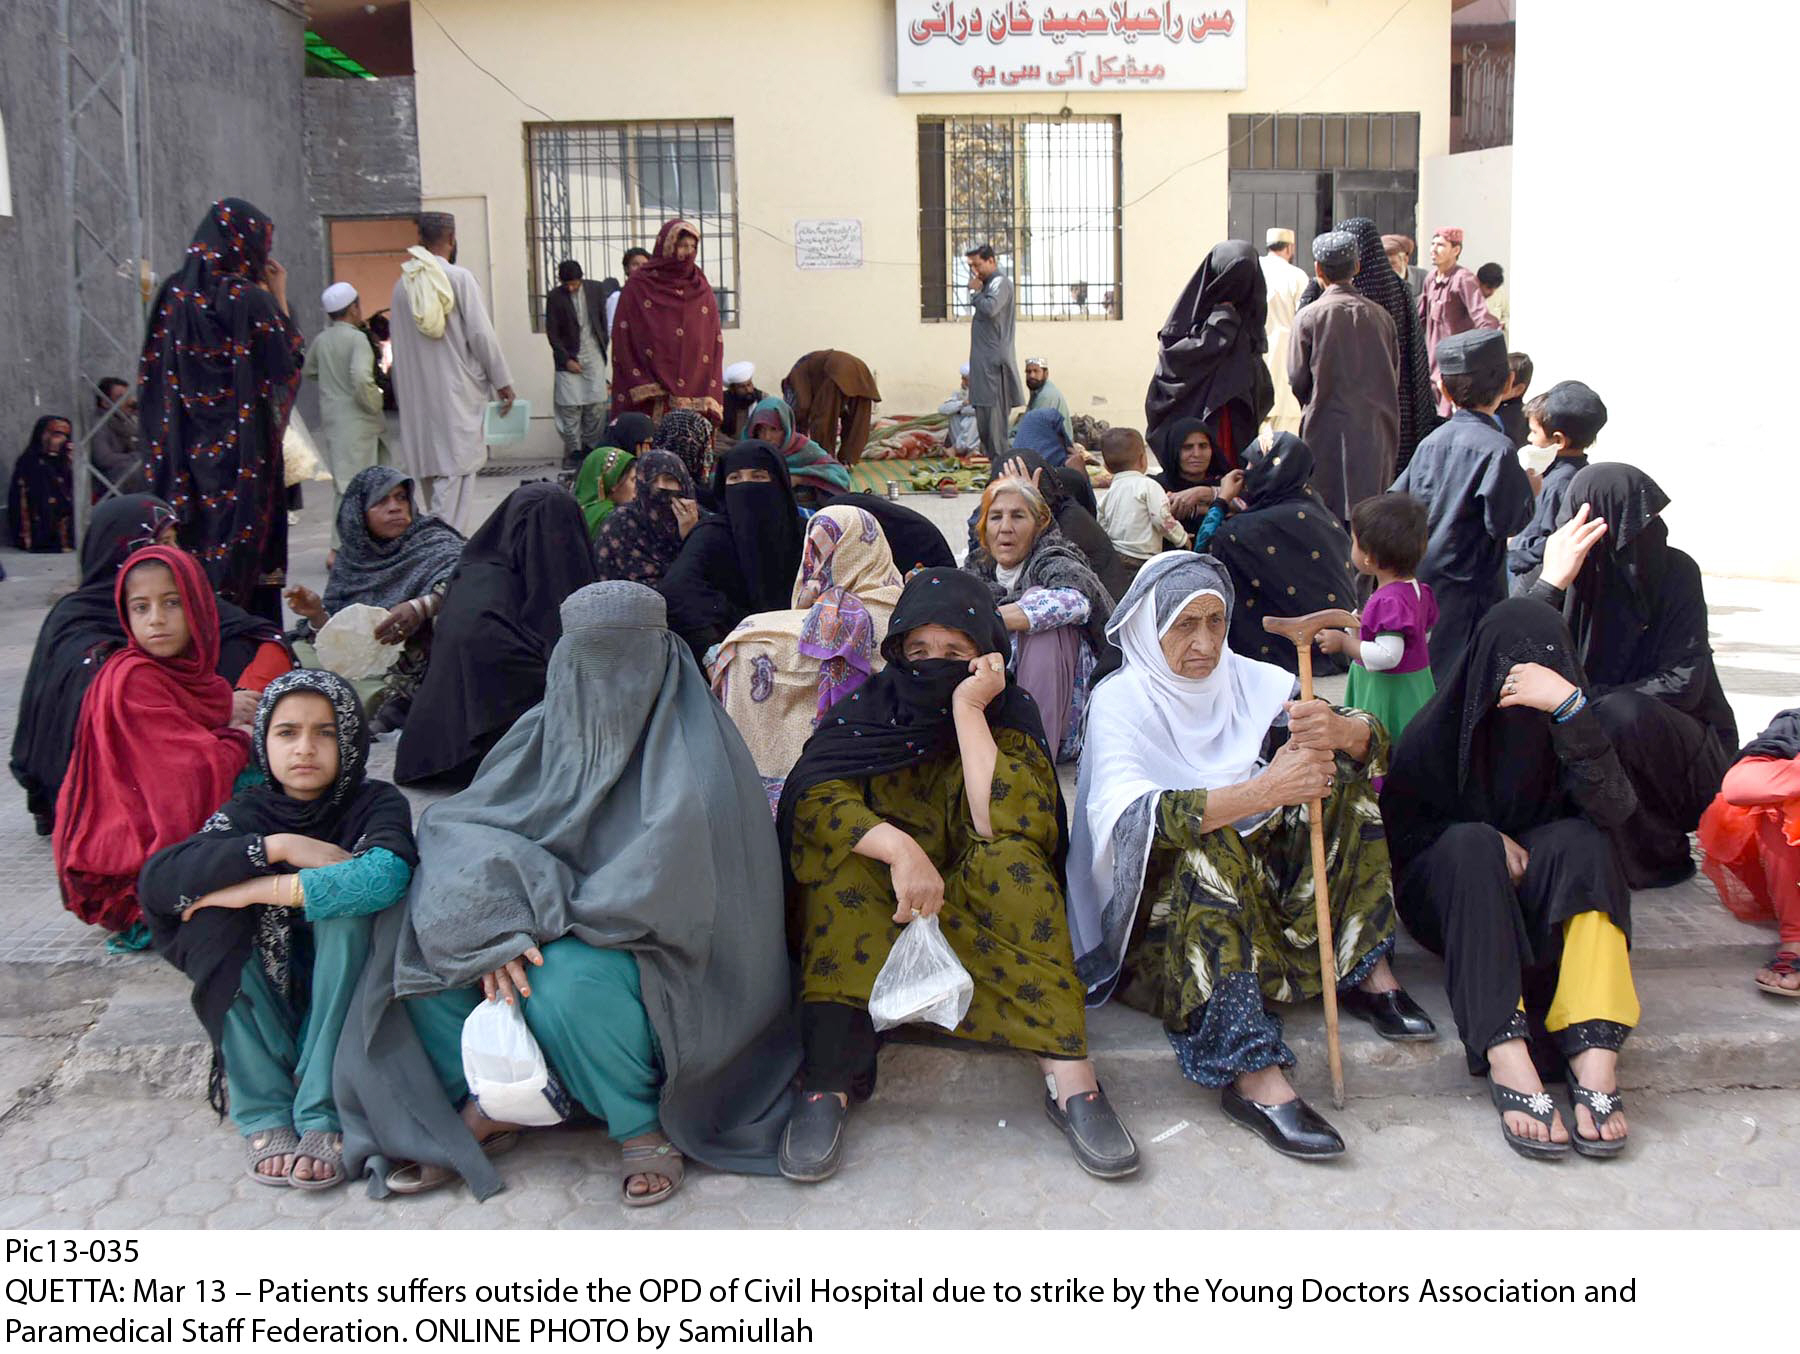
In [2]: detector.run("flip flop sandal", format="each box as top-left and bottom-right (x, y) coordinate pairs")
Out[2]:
(1487, 1077), (1571, 1161)
(289, 1130), (345, 1191)
(1755, 951), (1800, 998)
(384, 1130), (520, 1196)
(244, 1127), (300, 1187)
(1565, 1078), (1628, 1159)
(620, 1141), (684, 1209)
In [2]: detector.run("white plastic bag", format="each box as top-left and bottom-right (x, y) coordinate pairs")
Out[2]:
(867, 915), (973, 1032)
(460, 997), (571, 1127)
(312, 603), (402, 679)
(282, 408), (334, 486)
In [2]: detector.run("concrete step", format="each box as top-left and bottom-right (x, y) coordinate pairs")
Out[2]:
(50, 948), (1800, 1110)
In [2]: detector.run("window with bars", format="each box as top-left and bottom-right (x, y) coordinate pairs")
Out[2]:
(917, 114), (1121, 323)
(524, 120), (739, 331)
(1227, 112), (1420, 173)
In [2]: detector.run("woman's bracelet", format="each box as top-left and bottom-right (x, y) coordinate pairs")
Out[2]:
(1551, 687), (1587, 723)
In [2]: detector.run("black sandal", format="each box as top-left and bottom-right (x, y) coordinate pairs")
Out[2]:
(1565, 1077), (1628, 1159)
(1487, 1076), (1570, 1161)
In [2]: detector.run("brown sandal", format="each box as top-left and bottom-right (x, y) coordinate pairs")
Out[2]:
(384, 1130), (519, 1196)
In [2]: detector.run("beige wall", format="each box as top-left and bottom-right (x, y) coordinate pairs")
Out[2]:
(412, 0), (1450, 461)
(1420, 145), (1510, 277)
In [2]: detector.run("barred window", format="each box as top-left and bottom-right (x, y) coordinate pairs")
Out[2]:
(525, 120), (739, 331)
(917, 114), (1121, 323)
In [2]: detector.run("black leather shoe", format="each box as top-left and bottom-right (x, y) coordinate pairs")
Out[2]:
(1339, 986), (1437, 1041)
(1044, 1088), (1140, 1179)
(1220, 1084), (1345, 1159)
(779, 1092), (848, 1183)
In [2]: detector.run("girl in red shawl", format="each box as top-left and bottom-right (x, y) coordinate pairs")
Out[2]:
(54, 546), (252, 944)
(610, 219), (724, 424)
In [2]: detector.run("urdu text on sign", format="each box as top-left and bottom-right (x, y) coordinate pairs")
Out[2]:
(794, 219), (865, 271)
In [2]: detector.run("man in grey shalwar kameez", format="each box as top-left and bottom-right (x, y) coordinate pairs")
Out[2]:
(389, 212), (515, 534)
(1287, 231), (1400, 524)
(303, 282), (389, 546)
(965, 243), (1024, 459)
(334, 582), (798, 1201)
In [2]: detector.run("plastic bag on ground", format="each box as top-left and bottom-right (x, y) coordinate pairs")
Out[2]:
(867, 914), (973, 1032)
(460, 996), (572, 1127)
(313, 603), (403, 679)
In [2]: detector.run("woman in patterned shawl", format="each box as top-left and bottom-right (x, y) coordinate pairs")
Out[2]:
(711, 504), (905, 813)
(609, 220), (724, 424)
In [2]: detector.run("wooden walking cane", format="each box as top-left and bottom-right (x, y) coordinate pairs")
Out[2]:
(1263, 608), (1361, 1110)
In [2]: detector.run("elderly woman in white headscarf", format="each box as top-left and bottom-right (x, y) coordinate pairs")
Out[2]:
(1067, 552), (1433, 1161)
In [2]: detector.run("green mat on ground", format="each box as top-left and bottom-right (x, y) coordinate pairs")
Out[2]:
(846, 457), (963, 495)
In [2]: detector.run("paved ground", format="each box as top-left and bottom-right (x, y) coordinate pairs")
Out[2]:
(1, 468), (1795, 1229)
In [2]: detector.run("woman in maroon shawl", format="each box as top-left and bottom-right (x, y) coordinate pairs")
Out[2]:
(141, 198), (305, 623)
(610, 219), (724, 425)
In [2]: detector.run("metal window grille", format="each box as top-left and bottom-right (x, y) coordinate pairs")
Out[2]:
(524, 119), (739, 330)
(917, 114), (1121, 323)
(1459, 44), (1514, 151)
(1228, 112), (1421, 173)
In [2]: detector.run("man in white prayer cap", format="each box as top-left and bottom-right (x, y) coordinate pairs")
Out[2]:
(721, 359), (764, 438)
(939, 362), (981, 454)
(1019, 356), (1075, 446)
(1259, 227), (1310, 435)
(302, 281), (388, 546)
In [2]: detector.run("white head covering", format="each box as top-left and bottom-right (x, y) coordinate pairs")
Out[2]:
(723, 360), (755, 385)
(321, 281), (358, 313)
(959, 362), (971, 378)
(1065, 552), (1294, 992)
(1266, 227), (1295, 247)
(1024, 357), (1046, 368)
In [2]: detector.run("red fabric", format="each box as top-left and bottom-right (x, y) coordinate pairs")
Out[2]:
(53, 546), (250, 932)
(1698, 763), (1800, 944)
(610, 219), (724, 424)
(233, 639), (295, 694)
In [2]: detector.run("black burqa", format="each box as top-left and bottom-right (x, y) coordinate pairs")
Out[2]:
(7, 416), (74, 553)
(1144, 241), (1273, 473)
(656, 441), (803, 660)
(1210, 434), (1358, 676)
(819, 491), (956, 574)
(139, 669), (416, 1107)
(1537, 463), (1736, 887)
(395, 483), (598, 785)
(10, 495), (281, 834)
(1382, 599), (1638, 1074)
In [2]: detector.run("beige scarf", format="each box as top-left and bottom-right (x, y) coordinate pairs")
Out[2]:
(400, 246), (456, 338)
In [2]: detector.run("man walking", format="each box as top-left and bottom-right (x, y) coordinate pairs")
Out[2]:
(1259, 227), (1311, 435)
(389, 211), (514, 532)
(546, 259), (614, 469)
(1418, 226), (1499, 416)
(964, 243), (1024, 460)
(302, 282), (388, 541)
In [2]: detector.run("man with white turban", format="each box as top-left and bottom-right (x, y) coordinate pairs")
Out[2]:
(939, 362), (981, 454)
(302, 281), (388, 545)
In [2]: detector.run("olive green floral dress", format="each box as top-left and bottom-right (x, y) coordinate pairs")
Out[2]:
(1112, 709), (1397, 1086)
(790, 728), (1087, 1058)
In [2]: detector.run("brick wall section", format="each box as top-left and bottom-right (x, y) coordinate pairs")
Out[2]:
(303, 76), (421, 219)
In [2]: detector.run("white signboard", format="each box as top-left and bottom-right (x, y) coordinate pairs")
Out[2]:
(794, 218), (864, 271)
(896, 2), (1246, 93)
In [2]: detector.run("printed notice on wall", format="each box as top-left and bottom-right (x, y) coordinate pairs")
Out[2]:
(794, 219), (864, 270)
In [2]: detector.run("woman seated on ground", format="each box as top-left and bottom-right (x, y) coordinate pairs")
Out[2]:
(336, 583), (798, 1205)
(53, 547), (254, 944)
(1520, 463), (1737, 888)
(1210, 432), (1358, 676)
(1010, 405), (1078, 468)
(1149, 416), (1245, 551)
(1069, 553), (1429, 1161)
(12, 496), (288, 837)
(963, 474), (1113, 763)
(965, 450), (1133, 604)
(658, 441), (804, 662)
(712, 504), (905, 812)
(1383, 599), (1639, 1160)
(817, 491), (956, 575)
(138, 670), (415, 1190)
(777, 568), (1138, 1183)
(8, 414), (75, 553)
(395, 483), (597, 786)
(1699, 708), (1800, 996)
(282, 467), (464, 722)
(651, 408), (716, 508)
(574, 445), (637, 536)
(746, 395), (851, 507)
(592, 450), (699, 586)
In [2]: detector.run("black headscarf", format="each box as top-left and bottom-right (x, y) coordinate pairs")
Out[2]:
(139, 669), (417, 1066)
(1149, 416), (1220, 494)
(593, 449), (696, 585)
(395, 483), (599, 784)
(818, 492), (956, 574)
(1143, 240), (1273, 471)
(1382, 598), (1588, 871)
(1742, 709), (1800, 762)
(140, 198), (304, 608)
(7, 416), (75, 553)
(603, 411), (655, 453)
(1209, 433), (1358, 675)
(9, 495), (281, 831)
(775, 567), (1056, 867)
(321, 466), (465, 615)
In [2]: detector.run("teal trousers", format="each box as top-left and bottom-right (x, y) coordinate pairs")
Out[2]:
(220, 914), (372, 1136)
(404, 938), (663, 1143)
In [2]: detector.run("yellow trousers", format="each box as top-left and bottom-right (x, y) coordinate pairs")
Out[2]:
(1535, 911), (1640, 1032)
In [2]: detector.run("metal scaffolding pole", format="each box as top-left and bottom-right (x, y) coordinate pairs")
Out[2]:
(59, 0), (150, 558)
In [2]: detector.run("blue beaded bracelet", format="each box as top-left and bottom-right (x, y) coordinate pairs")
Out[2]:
(1551, 688), (1586, 723)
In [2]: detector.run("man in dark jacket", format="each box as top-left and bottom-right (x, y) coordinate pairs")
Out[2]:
(546, 259), (618, 468)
